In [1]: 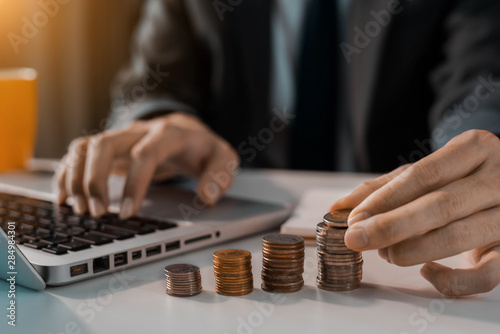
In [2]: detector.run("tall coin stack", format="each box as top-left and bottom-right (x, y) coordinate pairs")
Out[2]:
(261, 234), (305, 293)
(164, 264), (203, 297)
(213, 249), (254, 296)
(316, 210), (363, 291)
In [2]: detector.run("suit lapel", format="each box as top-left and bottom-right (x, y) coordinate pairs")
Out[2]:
(346, 0), (392, 171)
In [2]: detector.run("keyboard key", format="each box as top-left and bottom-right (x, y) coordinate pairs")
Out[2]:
(24, 240), (47, 249)
(131, 217), (177, 230)
(65, 216), (81, 226)
(59, 240), (92, 251)
(74, 232), (113, 245)
(40, 235), (70, 245)
(94, 227), (135, 240)
(105, 221), (155, 235)
(35, 208), (51, 217)
(82, 219), (99, 230)
(56, 227), (85, 238)
(42, 245), (68, 255)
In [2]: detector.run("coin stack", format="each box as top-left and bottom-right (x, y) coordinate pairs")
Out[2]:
(164, 264), (203, 297)
(316, 210), (363, 291)
(213, 249), (254, 296)
(261, 234), (305, 293)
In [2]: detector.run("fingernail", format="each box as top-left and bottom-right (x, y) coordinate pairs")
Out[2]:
(120, 197), (135, 220)
(89, 198), (106, 217)
(378, 248), (392, 263)
(348, 212), (370, 226)
(345, 227), (369, 250)
(73, 195), (86, 214)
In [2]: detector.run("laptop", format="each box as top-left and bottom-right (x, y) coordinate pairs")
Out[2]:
(0, 171), (291, 290)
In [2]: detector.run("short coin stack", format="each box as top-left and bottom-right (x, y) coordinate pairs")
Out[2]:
(316, 210), (363, 291)
(164, 264), (203, 297)
(261, 234), (305, 293)
(213, 249), (254, 296)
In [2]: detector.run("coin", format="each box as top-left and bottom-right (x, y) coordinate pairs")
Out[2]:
(213, 249), (253, 296)
(261, 234), (305, 294)
(323, 209), (352, 228)
(164, 264), (202, 297)
(316, 210), (363, 292)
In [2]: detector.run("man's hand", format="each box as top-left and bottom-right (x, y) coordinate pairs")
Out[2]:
(330, 130), (500, 296)
(56, 112), (239, 219)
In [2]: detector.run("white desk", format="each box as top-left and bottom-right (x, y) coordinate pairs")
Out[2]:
(0, 169), (499, 334)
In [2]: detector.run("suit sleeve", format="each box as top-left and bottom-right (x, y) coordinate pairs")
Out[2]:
(107, 0), (210, 129)
(429, 0), (500, 150)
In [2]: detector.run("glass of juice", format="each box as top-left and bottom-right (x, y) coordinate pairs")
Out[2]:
(0, 68), (38, 172)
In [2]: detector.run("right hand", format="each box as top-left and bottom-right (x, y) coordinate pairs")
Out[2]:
(55, 112), (240, 219)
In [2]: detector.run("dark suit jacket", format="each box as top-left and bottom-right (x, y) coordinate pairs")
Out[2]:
(109, 0), (500, 173)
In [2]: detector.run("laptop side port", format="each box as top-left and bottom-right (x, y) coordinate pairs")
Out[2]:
(93, 256), (110, 273)
(165, 240), (180, 252)
(146, 245), (161, 257)
(70, 263), (88, 277)
(132, 250), (142, 260)
(185, 234), (212, 245)
(114, 252), (128, 267)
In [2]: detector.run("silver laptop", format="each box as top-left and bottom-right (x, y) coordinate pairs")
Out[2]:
(0, 172), (291, 290)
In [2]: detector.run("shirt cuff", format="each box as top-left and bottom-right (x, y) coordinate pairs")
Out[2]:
(431, 108), (500, 150)
(108, 99), (198, 129)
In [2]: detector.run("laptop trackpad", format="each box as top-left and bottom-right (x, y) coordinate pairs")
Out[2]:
(138, 185), (289, 226)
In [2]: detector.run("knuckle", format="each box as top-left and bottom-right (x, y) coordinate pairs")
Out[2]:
(68, 137), (88, 152)
(131, 144), (154, 161)
(360, 180), (377, 191)
(408, 161), (443, 191)
(372, 216), (400, 242)
(461, 129), (499, 147)
(88, 133), (112, 152)
(432, 191), (463, 222)
(441, 225), (471, 252)
(387, 245), (411, 266)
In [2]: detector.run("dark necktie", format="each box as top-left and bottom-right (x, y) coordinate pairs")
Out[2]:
(290, 0), (338, 170)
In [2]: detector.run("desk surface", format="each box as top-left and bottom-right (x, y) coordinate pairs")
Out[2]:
(0, 169), (499, 334)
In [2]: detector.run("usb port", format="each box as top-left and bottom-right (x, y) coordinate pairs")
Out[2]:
(132, 250), (142, 260)
(114, 252), (127, 267)
(165, 240), (180, 252)
(70, 263), (88, 277)
(146, 245), (161, 257)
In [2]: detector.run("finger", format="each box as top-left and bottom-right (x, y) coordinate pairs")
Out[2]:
(349, 132), (490, 224)
(84, 127), (147, 216)
(54, 157), (68, 205)
(420, 245), (500, 296)
(197, 142), (239, 206)
(383, 206), (500, 266)
(329, 164), (411, 216)
(345, 172), (497, 251)
(119, 127), (185, 219)
(65, 138), (89, 214)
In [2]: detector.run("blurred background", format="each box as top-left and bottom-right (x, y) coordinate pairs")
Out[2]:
(0, 0), (144, 158)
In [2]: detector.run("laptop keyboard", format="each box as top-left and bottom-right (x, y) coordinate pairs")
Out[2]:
(0, 192), (177, 255)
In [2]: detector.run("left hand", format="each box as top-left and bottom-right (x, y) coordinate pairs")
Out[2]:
(330, 130), (500, 296)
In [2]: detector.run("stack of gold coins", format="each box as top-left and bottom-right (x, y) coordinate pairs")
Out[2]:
(213, 249), (253, 296)
(164, 264), (202, 297)
(261, 234), (305, 293)
(316, 210), (363, 291)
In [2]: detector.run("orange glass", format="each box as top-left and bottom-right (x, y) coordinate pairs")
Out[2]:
(0, 68), (38, 172)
